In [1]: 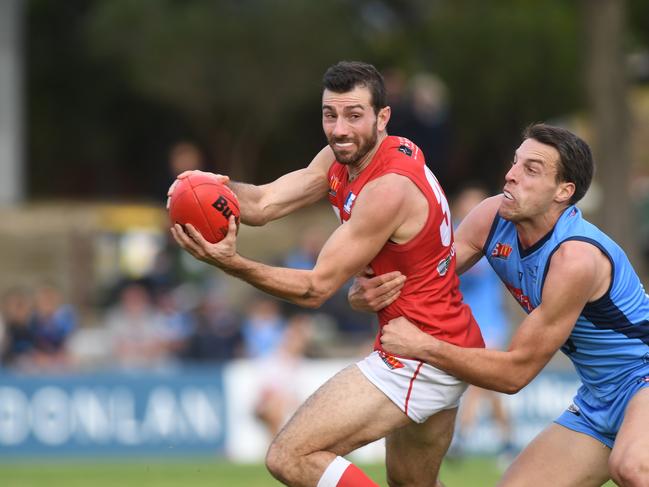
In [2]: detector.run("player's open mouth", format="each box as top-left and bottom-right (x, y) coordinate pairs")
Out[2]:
(503, 190), (514, 200)
(335, 142), (354, 148)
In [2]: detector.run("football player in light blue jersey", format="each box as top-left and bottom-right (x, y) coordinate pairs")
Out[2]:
(350, 124), (649, 486)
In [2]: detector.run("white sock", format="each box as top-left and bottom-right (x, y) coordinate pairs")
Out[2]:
(316, 456), (352, 487)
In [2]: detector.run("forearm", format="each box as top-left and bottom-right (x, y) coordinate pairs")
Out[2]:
(226, 181), (268, 226)
(417, 337), (532, 394)
(219, 254), (331, 308)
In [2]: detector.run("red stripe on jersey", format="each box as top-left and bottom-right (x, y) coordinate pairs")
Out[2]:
(404, 361), (424, 416)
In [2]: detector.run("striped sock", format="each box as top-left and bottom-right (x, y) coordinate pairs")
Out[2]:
(316, 456), (378, 487)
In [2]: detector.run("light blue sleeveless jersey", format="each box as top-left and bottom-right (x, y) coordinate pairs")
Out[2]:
(484, 205), (649, 401)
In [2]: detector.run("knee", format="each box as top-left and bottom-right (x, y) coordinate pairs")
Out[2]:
(265, 437), (299, 484)
(609, 451), (649, 487)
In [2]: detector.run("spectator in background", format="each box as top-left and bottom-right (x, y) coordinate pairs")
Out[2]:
(30, 282), (77, 370)
(254, 313), (315, 437)
(451, 185), (515, 461)
(405, 73), (452, 185)
(154, 286), (194, 363)
(105, 282), (171, 369)
(241, 295), (286, 359)
(182, 287), (243, 363)
(0, 287), (34, 369)
(383, 70), (452, 187)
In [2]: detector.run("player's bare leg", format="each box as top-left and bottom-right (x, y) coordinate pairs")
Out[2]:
(609, 387), (649, 487)
(497, 423), (610, 487)
(265, 364), (412, 487)
(384, 407), (457, 487)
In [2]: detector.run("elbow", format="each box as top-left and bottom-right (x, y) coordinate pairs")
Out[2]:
(501, 382), (524, 395)
(298, 292), (329, 309)
(500, 371), (533, 395)
(241, 212), (269, 227)
(297, 283), (335, 309)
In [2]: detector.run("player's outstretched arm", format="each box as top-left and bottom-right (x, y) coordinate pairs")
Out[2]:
(171, 173), (412, 308)
(381, 241), (606, 393)
(168, 146), (335, 226)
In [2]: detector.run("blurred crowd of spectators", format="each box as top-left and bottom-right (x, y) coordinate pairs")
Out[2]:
(0, 232), (377, 374)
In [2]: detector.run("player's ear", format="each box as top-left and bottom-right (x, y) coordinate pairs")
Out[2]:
(377, 106), (391, 132)
(555, 181), (575, 204)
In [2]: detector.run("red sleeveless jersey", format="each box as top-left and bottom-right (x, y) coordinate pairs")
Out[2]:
(327, 136), (484, 352)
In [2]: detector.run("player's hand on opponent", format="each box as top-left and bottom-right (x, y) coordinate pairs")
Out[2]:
(380, 317), (432, 359)
(170, 215), (238, 269)
(166, 170), (230, 209)
(348, 267), (406, 312)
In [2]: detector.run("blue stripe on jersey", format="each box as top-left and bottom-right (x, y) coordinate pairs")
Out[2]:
(540, 236), (615, 294)
(482, 213), (502, 255)
(583, 295), (649, 346)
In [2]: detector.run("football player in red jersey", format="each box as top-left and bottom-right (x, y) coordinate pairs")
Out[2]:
(169, 61), (483, 487)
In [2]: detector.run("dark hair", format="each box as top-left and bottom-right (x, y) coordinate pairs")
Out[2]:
(523, 123), (594, 205)
(322, 61), (387, 114)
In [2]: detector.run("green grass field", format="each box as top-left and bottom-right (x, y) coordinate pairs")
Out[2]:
(0, 458), (499, 487)
(1, 457), (618, 486)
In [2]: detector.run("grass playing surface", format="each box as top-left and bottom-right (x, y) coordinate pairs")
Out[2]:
(1, 457), (618, 486)
(0, 457), (498, 487)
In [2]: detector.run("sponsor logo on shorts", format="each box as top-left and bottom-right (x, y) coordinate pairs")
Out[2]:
(637, 375), (649, 384)
(378, 351), (405, 369)
(567, 403), (581, 416)
(343, 192), (356, 214)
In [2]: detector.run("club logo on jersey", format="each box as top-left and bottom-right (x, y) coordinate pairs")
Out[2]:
(398, 145), (413, 157)
(329, 175), (341, 197)
(567, 403), (581, 416)
(491, 242), (513, 259)
(437, 245), (456, 276)
(343, 192), (357, 214)
(379, 351), (405, 369)
(437, 255), (451, 276)
(505, 283), (534, 313)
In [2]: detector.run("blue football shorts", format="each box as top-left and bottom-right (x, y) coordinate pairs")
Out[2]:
(555, 372), (649, 448)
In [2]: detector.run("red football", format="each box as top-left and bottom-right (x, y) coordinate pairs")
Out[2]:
(168, 173), (240, 243)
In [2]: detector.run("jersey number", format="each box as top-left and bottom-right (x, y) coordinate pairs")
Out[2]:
(424, 166), (452, 247)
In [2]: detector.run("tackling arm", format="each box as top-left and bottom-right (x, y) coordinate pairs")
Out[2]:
(381, 241), (604, 393)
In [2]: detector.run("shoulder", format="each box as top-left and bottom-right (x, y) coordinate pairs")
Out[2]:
(550, 240), (602, 273)
(457, 195), (502, 244)
(544, 240), (605, 300)
(361, 173), (414, 206)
